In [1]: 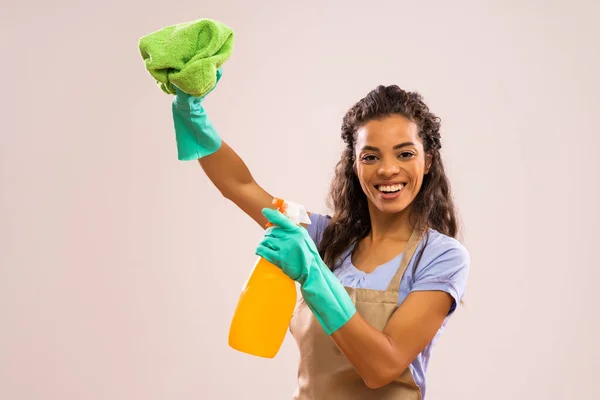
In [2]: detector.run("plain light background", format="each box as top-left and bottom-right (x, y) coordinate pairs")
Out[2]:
(2, 0), (599, 399)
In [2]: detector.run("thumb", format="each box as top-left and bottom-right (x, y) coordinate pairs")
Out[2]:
(262, 208), (297, 230)
(204, 68), (223, 98)
(173, 85), (190, 98)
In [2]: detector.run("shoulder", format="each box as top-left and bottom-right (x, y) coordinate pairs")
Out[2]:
(418, 229), (470, 267)
(306, 212), (332, 246)
(410, 229), (471, 307)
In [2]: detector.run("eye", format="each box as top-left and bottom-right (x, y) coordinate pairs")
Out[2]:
(360, 154), (379, 162)
(398, 151), (415, 159)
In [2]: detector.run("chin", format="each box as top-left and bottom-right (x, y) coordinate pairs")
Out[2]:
(369, 196), (412, 216)
(378, 202), (410, 215)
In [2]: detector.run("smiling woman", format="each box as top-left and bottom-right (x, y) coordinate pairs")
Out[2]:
(277, 87), (468, 399)
(168, 76), (469, 399)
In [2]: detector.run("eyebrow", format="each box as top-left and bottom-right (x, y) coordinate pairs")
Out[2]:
(360, 142), (415, 151)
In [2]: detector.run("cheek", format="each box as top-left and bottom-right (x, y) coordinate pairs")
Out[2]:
(355, 169), (367, 187)
(355, 166), (373, 189)
(408, 161), (427, 186)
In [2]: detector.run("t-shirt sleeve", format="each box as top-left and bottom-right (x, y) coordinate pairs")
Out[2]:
(410, 237), (471, 315)
(306, 212), (332, 247)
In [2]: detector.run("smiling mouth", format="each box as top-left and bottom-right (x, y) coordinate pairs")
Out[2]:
(376, 183), (406, 194)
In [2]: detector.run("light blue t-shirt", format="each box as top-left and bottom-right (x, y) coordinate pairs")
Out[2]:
(306, 213), (470, 399)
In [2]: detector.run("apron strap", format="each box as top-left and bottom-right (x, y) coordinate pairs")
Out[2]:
(385, 226), (426, 291)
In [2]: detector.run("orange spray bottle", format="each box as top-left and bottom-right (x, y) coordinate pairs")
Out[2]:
(228, 198), (311, 358)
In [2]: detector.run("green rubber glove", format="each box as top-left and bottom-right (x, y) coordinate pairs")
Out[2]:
(171, 68), (223, 161)
(255, 208), (356, 335)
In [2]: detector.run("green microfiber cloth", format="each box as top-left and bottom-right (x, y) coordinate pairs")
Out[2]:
(138, 18), (234, 97)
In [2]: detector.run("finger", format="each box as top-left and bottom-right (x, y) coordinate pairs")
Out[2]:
(262, 208), (297, 230)
(265, 226), (287, 239)
(255, 244), (280, 266)
(258, 236), (280, 251)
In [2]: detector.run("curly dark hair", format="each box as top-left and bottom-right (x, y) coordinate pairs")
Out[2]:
(318, 85), (459, 273)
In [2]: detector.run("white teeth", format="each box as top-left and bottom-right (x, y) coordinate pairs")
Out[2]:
(377, 184), (405, 193)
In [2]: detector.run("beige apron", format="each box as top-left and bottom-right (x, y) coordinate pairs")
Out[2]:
(289, 227), (425, 400)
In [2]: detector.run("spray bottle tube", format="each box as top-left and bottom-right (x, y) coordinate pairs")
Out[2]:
(228, 198), (310, 358)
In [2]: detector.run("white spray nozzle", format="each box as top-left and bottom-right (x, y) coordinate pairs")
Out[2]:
(280, 200), (311, 226)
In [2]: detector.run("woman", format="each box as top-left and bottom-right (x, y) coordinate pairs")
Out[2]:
(172, 71), (470, 399)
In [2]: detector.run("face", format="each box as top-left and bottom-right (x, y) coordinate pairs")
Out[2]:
(354, 114), (431, 215)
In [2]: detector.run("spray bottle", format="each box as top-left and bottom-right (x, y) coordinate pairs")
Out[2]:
(228, 198), (311, 358)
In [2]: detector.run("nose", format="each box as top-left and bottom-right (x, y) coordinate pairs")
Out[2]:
(377, 158), (400, 178)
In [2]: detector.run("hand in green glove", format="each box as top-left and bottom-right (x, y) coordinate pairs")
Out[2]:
(255, 208), (356, 335)
(171, 68), (223, 161)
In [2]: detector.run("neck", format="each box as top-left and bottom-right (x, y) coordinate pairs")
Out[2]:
(367, 204), (415, 243)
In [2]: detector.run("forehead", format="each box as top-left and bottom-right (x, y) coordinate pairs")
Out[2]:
(355, 114), (420, 148)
